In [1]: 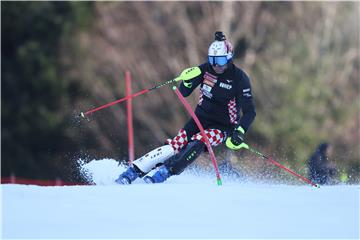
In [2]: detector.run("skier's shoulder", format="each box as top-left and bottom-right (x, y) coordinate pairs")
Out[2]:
(231, 64), (252, 89)
(232, 64), (251, 82)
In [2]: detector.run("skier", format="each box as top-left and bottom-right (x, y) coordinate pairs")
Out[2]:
(116, 31), (256, 184)
(308, 142), (336, 185)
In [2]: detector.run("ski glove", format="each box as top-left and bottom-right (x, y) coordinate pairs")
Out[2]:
(226, 126), (249, 150)
(174, 67), (202, 88)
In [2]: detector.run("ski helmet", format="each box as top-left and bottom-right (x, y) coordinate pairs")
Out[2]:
(208, 31), (233, 66)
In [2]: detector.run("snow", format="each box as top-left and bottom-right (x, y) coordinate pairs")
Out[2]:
(2, 159), (359, 239)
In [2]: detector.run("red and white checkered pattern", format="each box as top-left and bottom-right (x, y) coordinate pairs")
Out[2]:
(191, 129), (224, 146)
(228, 98), (238, 124)
(165, 129), (188, 153)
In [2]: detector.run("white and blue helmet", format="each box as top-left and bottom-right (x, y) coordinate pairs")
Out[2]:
(208, 31), (233, 66)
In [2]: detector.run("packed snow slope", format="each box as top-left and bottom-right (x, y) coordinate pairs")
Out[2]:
(2, 159), (359, 239)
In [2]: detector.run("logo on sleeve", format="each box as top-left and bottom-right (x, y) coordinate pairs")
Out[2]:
(243, 88), (252, 97)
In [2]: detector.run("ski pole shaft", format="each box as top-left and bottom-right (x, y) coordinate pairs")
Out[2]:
(266, 157), (319, 187)
(80, 78), (178, 117)
(247, 147), (319, 188)
(82, 89), (149, 116)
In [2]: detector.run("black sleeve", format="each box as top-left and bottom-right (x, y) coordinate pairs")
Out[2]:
(178, 64), (206, 97)
(236, 71), (256, 133)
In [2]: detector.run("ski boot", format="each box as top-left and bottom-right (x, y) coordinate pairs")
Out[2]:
(115, 166), (140, 185)
(143, 165), (171, 184)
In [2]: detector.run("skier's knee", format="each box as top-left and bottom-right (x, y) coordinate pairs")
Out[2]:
(165, 129), (189, 153)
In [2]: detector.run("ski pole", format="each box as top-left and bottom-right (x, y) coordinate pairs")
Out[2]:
(244, 144), (319, 188)
(79, 79), (176, 118)
(79, 67), (201, 118)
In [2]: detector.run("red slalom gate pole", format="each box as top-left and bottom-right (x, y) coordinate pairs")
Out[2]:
(125, 71), (135, 163)
(173, 86), (222, 186)
(246, 147), (319, 188)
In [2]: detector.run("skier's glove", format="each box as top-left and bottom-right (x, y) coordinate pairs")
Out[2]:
(174, 67), (201, 88)
(226, 126), (249, 150)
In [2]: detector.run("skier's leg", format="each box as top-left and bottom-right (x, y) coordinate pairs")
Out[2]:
(144, 140), (206, 183)
(115, 128), (190, 184)
(190, 128), (225, 147)
(144, 128), (225, 184)
(142, 120), (200, 184)
(133, 145), (175, 174)
(115, 144), (175, 184)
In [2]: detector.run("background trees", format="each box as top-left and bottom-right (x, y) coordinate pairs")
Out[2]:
(2, 2), (94, 181)
(2, 2), (359, 183)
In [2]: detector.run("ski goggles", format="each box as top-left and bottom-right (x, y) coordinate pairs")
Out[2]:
(208, 56), (228, 66)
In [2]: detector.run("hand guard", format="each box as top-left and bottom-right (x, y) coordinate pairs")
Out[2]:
(226, 126), (249, 150)
(174, 67), (201, 88)
(182, 79), (192, 88)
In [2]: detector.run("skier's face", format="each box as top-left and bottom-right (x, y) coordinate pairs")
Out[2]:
(212, 64), (228, 74)
(208, 55), (228, 74)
